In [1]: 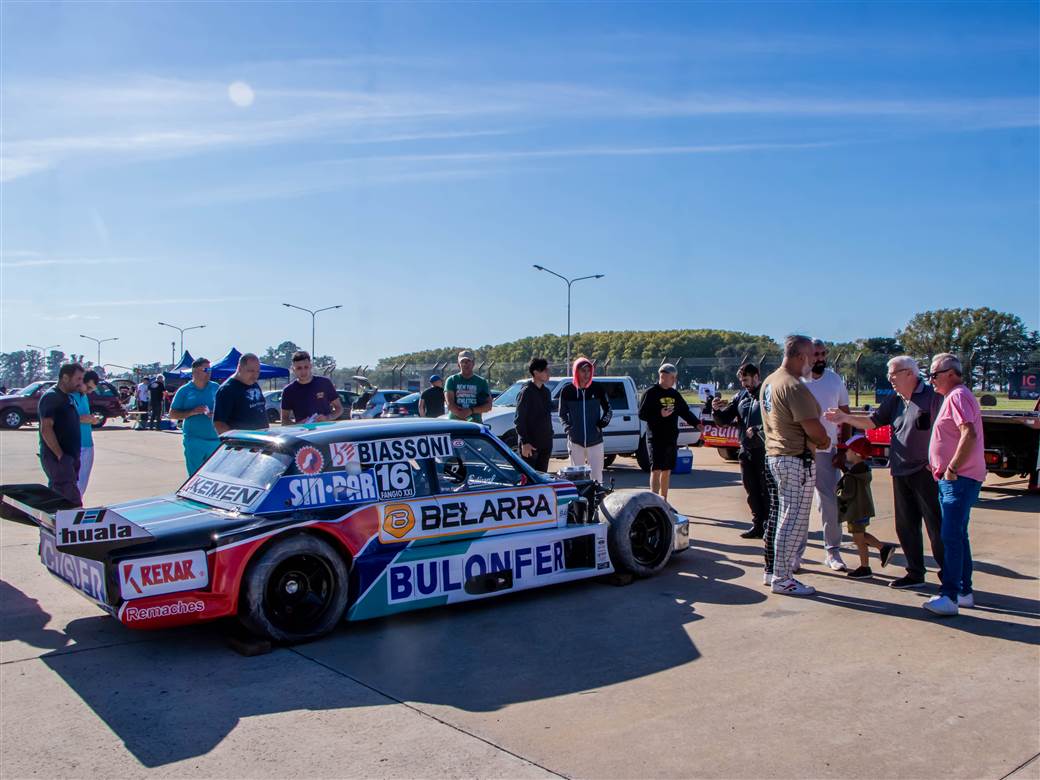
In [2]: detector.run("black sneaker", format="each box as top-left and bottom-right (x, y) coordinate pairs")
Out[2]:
(879, 544), (896, 568)
(847, 566), (872, 579)
(889, 574), (925, 589)
(740, 528), (764, 539)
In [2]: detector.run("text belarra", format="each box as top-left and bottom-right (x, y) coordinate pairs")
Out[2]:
(421, 494), (552, 530)
(60, 523), (133, 545)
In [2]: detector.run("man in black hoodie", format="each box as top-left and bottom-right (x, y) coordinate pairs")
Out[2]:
(514, 357), (554, 472)
(558, 357), (612, 483)
(712, 363), (770, 538)
(639, 363), (702, 499)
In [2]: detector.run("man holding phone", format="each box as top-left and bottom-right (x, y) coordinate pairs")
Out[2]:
(826, 355), (944, 589)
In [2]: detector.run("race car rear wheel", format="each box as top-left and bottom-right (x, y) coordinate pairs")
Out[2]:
(239, 534), (349, 644)
(599, 489), (673, 577)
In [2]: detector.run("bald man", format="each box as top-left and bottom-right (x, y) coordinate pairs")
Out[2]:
(213, 353), (269, 434)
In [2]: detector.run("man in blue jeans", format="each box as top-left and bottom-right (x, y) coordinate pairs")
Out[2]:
(924, 353), (986, 617)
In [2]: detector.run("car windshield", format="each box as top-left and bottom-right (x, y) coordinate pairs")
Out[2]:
(194, 444), (291, 490)
(494, 379), (560, 407)
(20, 381), (50, 396)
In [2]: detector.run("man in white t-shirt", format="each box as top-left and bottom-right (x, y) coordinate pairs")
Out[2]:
(801, 339), (851, 571)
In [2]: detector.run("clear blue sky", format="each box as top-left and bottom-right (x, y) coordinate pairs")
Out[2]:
(2, 1), (1037, 367)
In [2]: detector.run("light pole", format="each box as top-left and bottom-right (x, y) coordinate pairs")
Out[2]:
(157, 321), (206, 359)
(532, 265), (604, 367)
(80, 334), (118, 367)
(282, 303), (342, 357)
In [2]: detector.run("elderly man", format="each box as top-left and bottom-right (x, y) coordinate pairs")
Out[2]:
(760, 336), (831, 596)
(826, 356), (944, 588)
(38, 363), (86, 506)
(169, 357), (221, 475)
(922, 353), (986, 616)
(213, 353), (269, 434)
(445, 350), (493, 423)
(712, 363), (769, 538)
(802, 340), (851, 570)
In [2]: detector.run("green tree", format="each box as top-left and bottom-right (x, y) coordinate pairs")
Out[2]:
(262, 341), (303, 368)
(45, 350), (66, 378)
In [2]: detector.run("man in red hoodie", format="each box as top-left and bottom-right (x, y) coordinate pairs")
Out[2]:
(558, 357), (612, 482)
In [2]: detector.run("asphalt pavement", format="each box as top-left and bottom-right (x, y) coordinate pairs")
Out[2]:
(2, 423), (1038, 778)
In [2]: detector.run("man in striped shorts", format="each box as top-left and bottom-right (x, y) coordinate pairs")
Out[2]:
(760, 335), (833, 596)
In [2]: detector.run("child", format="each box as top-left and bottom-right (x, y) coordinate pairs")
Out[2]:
(837, 435), (897, 579)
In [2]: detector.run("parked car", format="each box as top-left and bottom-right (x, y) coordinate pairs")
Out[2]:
(382, 392), (420, 418)
(0, 380), (129, 429)
(351, 389), (410, 419)
(0, 418), (689, 643)
(484, 376), (702, 471)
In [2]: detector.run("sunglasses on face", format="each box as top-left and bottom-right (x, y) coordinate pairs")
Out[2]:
(198, 367), (211, 373)
(929, 368), (952, 380)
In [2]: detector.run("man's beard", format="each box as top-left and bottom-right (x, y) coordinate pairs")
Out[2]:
(812, 360), (826, 374)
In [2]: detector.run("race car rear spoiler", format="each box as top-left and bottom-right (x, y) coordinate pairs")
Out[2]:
(0, 483), (75, 530)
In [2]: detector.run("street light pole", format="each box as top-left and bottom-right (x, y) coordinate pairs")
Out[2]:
(532, 265), (605, 367)
(157, 321), (206, 359)
(79, 334), (118, 367)
(282, 303), (343, 357)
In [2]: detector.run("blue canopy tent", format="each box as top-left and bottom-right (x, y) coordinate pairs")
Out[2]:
(163, 350), (196, 381)
(208, 348), (290, 382)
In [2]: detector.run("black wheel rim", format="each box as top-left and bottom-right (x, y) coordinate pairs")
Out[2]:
(629, 509), (670, 567)
(265, 553), (336, 633)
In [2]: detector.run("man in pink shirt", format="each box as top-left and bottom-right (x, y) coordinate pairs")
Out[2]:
(924, 352), (986, 617)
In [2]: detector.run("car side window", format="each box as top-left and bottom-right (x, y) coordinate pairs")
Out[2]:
(601, 381), (629, 411)
(434, 436), (524, 492)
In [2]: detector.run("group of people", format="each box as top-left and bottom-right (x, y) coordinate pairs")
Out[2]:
(716, 335), (985, 617)
(38, 340), (987, 617)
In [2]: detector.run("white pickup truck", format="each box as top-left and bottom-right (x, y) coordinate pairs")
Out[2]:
(482, 376), (702, 471)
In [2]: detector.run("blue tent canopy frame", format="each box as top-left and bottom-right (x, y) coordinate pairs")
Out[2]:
(164, 348), (289, 382)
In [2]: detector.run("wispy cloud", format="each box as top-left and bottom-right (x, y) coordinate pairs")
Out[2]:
(0, 256), (143, 269)
(36, 313), (102, 321)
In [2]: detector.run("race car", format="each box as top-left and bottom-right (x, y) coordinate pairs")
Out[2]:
(1, 419), (689, 643)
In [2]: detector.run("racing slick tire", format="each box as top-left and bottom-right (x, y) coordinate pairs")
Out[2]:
(599, 489), (674, 577)
(720, 447), (740, 462)
(0, 408), (25, 429)
(635, 436), (651, 472)
(239, 534), (350, 644)
(603, 453), (617, 469)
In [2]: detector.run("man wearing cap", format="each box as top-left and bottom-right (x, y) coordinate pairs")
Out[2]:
(445, 350), (493, 423)
(826, 355), (945, 589)
(638, 363), (702, 499)
(419, 375), (446, 418)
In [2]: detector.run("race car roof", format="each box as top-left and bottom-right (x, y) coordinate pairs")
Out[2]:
(223, 418), (484, 449)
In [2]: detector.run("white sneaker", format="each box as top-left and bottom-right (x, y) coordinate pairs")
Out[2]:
(762, 571), (773, 586)
(957, 593), (975, 608)
(825, 555), (848, 572)
(771, 577), (816, 596)
(923, 595), (959, 616)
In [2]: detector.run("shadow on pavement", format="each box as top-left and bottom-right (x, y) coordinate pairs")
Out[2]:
(35, 550), (766, 768)
(974, 491), (1040, 514)
(813, 590), (1040, 645)
(0, 580), (70, 651)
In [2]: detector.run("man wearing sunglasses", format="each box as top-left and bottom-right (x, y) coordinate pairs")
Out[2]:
(923, 353), (986, 616)
(826, 356), (945, 589)
(169, 357), (220, 476)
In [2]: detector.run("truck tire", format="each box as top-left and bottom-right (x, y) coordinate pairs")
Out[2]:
(720, 447), (740, 462)
(599, 489), (674, 577)
(603, 453), (617, 468)
(0, 408), (25, 429)
(239, 534), (350, 644)
(635, 435), (651, 472)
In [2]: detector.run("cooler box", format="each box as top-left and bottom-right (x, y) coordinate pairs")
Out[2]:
(673, 447), (694, 474)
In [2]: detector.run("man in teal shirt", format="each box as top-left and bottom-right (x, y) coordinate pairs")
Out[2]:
(445, 350), (493, 423)
(169, 358), (220, 476)
(71, 370), (102, 499)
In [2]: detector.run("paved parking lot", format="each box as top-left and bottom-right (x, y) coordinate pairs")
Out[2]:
(2, 423), (1038, 778)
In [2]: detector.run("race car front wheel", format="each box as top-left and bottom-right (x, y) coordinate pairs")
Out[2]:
(599, 489), (674, 577)
(239, 534), (350, 644)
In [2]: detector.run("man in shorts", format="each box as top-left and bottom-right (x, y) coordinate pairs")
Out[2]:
(638, 363), (702, 499)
